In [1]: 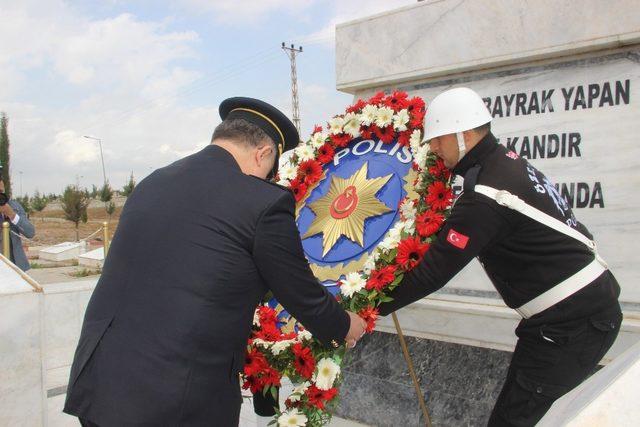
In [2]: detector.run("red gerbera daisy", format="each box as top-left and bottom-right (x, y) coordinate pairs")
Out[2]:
(428, 159), (451, 180)
(242, 374), (265, 394)
(410, 109), (425, 128)
(407, 96), (426, 114)
(330, 133), (352, 148)
(396, 237), (430, 270)
(397, 129), (412, 147)
(365, 265), (397, 291)
(383, 90), (409, 112)
(317, 143), (335, 165)
(244, 348), (270, 377)
(262, 366), (282, 387)
(360, 124), (378, 140)
(426, 181), (453, 211)
(374, 125), (395, 144)
(305, 385), (338, 410)
(312, 124), (323, 134)
(346, 99), (367, 114)
(298, 160), (323, 186)
(289, 178), (307, 203)
(358, 306), (379, 333)
(368, 91), (385, 105)
(292, 343), (316, 379)
(416, 210), (445, 237)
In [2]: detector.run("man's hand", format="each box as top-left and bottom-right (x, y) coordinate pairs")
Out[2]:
(345, 311), (367, 348)
(0, 203), (15, 221)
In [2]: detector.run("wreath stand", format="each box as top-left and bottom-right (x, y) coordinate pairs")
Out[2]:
(392, 313), (432, 427)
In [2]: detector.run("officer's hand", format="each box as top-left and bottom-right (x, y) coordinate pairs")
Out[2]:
(0, 203), (15, 220)
(345, 311), (367, 348)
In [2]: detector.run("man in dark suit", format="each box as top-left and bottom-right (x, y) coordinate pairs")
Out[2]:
(0, 164), (35, 271)
(64, 97), (366, 426)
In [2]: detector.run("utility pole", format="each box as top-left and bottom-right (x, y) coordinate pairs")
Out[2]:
(281, 43), (303, 135)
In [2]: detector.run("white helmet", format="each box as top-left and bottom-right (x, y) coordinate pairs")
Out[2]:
(423, 87), (492, 162)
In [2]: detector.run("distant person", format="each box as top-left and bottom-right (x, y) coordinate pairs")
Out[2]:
(0, 163), (35, 271)
(64, 97), (367, 426)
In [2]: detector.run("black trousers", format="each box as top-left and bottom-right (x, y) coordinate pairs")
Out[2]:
(488, 303), (622, 426)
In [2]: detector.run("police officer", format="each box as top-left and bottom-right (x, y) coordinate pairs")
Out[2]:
(64, 97), (367, 426)
(378, 88), (622, 426)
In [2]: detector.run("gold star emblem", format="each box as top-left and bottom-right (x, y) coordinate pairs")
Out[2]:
(302, 162), (392, 256)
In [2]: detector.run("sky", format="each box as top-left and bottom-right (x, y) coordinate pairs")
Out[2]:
(0, 0), (416, 196)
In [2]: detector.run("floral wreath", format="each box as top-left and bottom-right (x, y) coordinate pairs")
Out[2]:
(242, 91), (453, 427)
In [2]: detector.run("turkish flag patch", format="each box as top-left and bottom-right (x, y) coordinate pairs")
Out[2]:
(447, 229), (469, 249)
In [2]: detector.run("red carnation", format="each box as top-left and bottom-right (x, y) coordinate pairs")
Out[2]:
(317, 143), (335, 165)
(368, 91), (385, 105)
(383, 91), (409, 112)
(426, 181), (453, 211)
(305, 385), (338, 410)
(416, 210), (445, 237)
(330, 133), (352, 148)
(358, 306), (379, 333)
(312, 124), (323, 134)
(298, 160), (323, 186)
(366, 265), (397, 291)
(289, 178), (308, 203)
(244, 348), (270, 377)
(396, 237), (430, 270)
(374, 125), (395, 144)
(292, 343), (316, 379)
(346, 99), (367, 113)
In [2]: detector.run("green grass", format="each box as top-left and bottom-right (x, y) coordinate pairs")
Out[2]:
(69, 267), (102, 278)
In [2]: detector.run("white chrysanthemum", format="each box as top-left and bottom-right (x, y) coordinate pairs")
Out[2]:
(270, 339), (295, 355)
(379, 230), (401, 252)
(295, 144), (315, 161)
(328, 116), (345, 135)
(310, 132), (327, 149)
(363, 256), (377, 275)
(279, 162), (298, 181)
(313, 358), (340, 390)
(360, 104), (378, 126)
(400, 200), (417, 220)
(375, 106), (394, 128)
(288, 381), (311, 402)
(409, 129), (422, 154)
(278, 408), (308, 427)
(403, 218), (415, 234)
(252, 338), (272, 349)
(277, 178), (291, 187)
(253, 309), (260, 327)
(340, 272), (366, 298)
(393, 109), (410, 131)
(342, 113), (361, 138)
(297, 329), (313, 341)
(413, 145), (429, 169)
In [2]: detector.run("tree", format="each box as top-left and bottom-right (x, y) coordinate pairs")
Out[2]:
(31, 190), (48, 212)
(61, 185), (89, 241)
(106, 201), (116, 219)
(90, 184), (98, 199)
(16, 195), (32, 217)
(0, 113), (11, 197)
(99, 182), (113, 203)
(121, 172), (136, 197)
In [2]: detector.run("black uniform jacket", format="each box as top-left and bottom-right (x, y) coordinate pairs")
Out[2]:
(63, 145), (349, 426)
(380, 133), (619, 323)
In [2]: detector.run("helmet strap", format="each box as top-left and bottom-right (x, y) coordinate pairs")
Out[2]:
(456, 132), (466, 162)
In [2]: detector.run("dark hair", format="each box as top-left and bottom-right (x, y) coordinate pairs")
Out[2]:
(473, 122), (491, 134)
(211, 118), (273, 148)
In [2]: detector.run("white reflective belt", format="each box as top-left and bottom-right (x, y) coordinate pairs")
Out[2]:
(474, 185), (608, 319)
